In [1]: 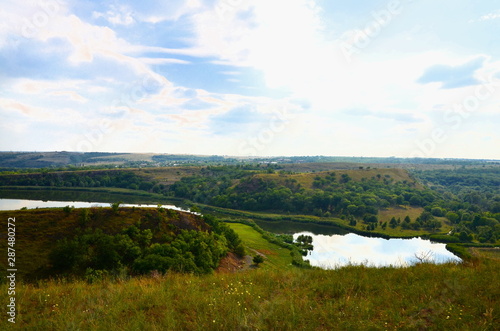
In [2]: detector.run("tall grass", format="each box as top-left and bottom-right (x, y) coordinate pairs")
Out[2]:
(2, 259), (498, 330)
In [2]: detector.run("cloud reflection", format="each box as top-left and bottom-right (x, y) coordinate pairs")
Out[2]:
(294, 232), (461, 269)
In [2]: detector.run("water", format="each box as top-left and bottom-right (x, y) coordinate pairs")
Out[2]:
(253, 219), (461, 268)
(0, 198), (192, 214)
(293, 231), (461, 268)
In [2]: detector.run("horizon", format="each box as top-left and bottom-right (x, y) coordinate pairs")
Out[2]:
(1, 1), (499, 159)
(1, 150), (499, 162)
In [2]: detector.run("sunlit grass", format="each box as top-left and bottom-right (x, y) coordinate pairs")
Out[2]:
(226, 223), (294, 270)
(2, 259), (498, 330)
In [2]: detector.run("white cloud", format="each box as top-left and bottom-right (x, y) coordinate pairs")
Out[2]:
(0, 97), (84, 124)
(49, 91), (88, 103)
(478, 12), (500, 21)
(138, 57), (190, 65)
(92, 5), (135, 26)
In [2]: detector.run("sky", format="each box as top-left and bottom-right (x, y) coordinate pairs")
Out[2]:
(0, 0), (499, 159)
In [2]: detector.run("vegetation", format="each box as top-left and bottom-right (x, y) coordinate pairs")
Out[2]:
(0, 158), (499, 329)
(412, 167), (500, 244)
(0, 208), (243, 280)
(2, 163), (499, 243)
(1, 259), (498, 330)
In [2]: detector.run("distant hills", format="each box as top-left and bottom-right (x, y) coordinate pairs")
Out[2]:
(0, 151), (498, 169)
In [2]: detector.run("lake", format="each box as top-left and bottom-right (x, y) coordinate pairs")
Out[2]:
(254, 220), (461, 268)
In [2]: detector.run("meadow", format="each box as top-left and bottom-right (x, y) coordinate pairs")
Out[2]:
(1, 257), (497, 330)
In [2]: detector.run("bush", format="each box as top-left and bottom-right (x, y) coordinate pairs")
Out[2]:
(234, 243), (246, 257)
(253, 254), (264, 265)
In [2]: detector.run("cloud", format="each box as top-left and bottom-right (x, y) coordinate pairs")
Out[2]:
(0, 97), (84, 124)
(417, 57), (486, 89)
(92, 5), (135, 26)
(478, 12), (500, 22)
(344, 108), (424, 123)
(49, 91), (88, 103)
(138, 57), (190, 65)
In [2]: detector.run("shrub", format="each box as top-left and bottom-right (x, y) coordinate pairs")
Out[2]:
(253, 254), (264, 265)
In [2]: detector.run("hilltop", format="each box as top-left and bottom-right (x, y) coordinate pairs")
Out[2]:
(0, 207), (243, 281)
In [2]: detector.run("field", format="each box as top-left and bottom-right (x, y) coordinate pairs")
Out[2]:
(1, 259), (498, 330)
(225, 223), (295, 270)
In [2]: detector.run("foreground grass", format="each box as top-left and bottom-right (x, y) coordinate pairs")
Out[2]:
(1, 260), (498, 330)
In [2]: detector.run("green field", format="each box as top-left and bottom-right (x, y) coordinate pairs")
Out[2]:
(2, 259), (498, 330)
(226, 223), (295, 270)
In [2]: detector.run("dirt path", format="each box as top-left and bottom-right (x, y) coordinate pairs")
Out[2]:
(216, 249), (267, 273)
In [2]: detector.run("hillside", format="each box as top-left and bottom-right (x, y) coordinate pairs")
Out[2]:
(254, 167), (419, 189)
(0, 207), (242, 280)
(2, 164), (498, 242)
(1, 259), (498, 330)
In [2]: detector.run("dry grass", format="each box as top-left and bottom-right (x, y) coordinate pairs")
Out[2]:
(1, 260), (498, 330)
(256, 168), (418, 190)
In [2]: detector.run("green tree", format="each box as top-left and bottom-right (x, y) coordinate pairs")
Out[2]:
(253, 254), (264, 265)
(445, 211), (460, 223)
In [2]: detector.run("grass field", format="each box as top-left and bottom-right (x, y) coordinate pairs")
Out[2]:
(225, 223), (295, 270)
(1, 259), (497, 330)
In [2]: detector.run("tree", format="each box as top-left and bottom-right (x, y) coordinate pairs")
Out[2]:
(431, 207), (444, 217)
(420, 211), (434, 223)
(389, 217), (398, 229)
(253, 254), (264, 265)
(111, 202), (121, 214)
(409, 195), (423, 206)
(79, 208), (91, 228)
(445, 211), (460, 223)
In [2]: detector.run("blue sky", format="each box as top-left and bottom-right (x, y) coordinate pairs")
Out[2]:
(0, 0), (499, 158)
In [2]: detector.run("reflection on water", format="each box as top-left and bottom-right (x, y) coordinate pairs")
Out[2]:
(0, 189), (170, 205)
(254, 219), (349, 236)
(0, 198), (190, 213)
(294, 231), (461, 268)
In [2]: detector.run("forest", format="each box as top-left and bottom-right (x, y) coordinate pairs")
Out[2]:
(1, 164), (499, 243)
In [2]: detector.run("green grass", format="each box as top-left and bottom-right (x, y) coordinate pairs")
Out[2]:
(225, 223), (295, 270)
(1, 260), (498, 330)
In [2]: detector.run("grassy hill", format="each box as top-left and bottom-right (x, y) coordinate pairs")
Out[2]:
(255, 167), (420, 189)
(1, 255), (498, 329)
(0, 207), (230, 280)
